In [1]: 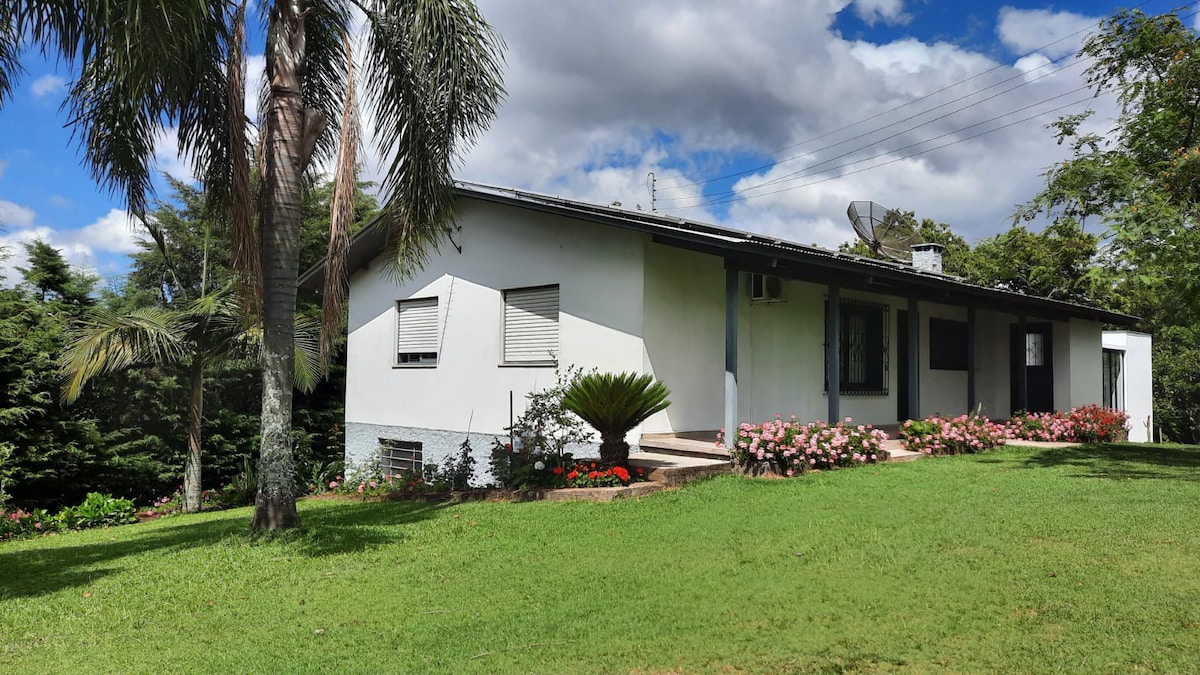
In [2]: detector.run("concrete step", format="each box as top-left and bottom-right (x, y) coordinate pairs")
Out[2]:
(628, 451), (730, 487)
(638, 436), (731, 460)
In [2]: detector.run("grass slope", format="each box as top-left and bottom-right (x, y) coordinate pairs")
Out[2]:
(2, 443), (1199, 673)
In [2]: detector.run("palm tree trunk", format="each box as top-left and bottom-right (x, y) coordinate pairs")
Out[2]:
(252, 1), (305, 530)
(599, 433), (630, 467)
(183, 356), (205, 513)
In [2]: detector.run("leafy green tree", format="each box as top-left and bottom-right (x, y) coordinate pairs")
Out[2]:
(1017, 9), (1200, 441)
(16, 240), (95, 304)
(60, 283), (321, 512)
(563, 372), (671, 467)
(4, 0), (505, 529)
(959, 220), (1110, 305)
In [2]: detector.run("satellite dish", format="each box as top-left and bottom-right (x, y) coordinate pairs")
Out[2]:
(846, 201), (921, 261)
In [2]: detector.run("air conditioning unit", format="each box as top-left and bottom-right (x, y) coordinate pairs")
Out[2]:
(750, 273), (784, 302)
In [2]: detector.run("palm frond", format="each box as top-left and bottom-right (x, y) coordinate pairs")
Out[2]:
(562, 372), (672, 439)
(162, 2), (261, 317)
(59, 307), (191, 403)
(321, 30), (361, 369)
(0, 5), (21, 105)
(298, 0), (352, 173)
(37, 1), (228, 217)
(359, 0), (506, 279)
(293, 314), (323, 394)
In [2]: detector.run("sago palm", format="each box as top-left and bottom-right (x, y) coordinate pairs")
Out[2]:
(562, 372), (671, 467)
(3, 0), (505, 528)
(60, 283), (322, 513)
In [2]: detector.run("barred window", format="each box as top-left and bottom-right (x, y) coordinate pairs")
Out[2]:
(826, 300), (889, 395)
(379, 439), (424, 474)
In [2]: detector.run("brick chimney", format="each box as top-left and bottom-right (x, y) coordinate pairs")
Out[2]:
(911, 243), (945, 274)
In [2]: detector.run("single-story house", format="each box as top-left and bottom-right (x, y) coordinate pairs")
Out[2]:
(300, 182), (1149, 475)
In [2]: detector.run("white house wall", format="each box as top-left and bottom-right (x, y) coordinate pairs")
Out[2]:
(1102, 330), (1153, 442)
(1067, 318), (1103, 409)
(641, 243), (724, 434)
(344, 198), (646, 473)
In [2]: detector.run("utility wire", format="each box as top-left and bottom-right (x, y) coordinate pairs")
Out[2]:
(654, 0), (1164, 193)
(658, 56), (1091, 205)
(679, 94), (1096, 210)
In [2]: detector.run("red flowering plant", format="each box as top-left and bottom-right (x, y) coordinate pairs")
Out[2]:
(1005, 405), (1129, 443)
(901, 414), (1007, 455)
(564, 461), (647, 488)
(719, 416), (888, 476)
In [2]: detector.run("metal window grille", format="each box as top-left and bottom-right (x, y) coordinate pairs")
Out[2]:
(379, 439), (424, 474)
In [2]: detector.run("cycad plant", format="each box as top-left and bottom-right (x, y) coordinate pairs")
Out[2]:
(562, 372), (670, 467)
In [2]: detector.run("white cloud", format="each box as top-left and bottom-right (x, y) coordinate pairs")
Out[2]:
(152, 126), (194, 183)
(30, 74), (67, 98)
(441, 0), (1118, 250)
(853, 0), (910, 27)
(0, 200), (36, 228)
(997, 7), (1099, 60)
(0, 204), (147, 286)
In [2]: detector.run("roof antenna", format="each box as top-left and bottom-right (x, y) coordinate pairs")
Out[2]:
(646, 172), (657, 213)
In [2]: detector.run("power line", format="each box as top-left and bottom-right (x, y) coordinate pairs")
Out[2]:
(658, 56), (1091, 205)
(678, 94), (1096, 211)
(654, 0), (1166, 194)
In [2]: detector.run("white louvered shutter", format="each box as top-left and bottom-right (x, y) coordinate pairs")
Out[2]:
(396, 297), (439, 361)
(504, 286), (559, 363)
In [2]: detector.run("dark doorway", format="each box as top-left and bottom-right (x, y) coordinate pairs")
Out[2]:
(1010, 323), (1054, 413)
(897, 310), (909, 421)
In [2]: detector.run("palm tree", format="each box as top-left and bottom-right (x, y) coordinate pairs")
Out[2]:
(60, 283), (321, 513)
(562, 372), (672, 467)
(4, 1), (505, 528)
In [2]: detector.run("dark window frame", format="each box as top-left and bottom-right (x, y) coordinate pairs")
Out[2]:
(929, 317), (969, 371)
(825, 299), (890, 396)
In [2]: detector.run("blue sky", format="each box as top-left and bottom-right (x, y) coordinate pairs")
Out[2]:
(1, 0), (1195, 285)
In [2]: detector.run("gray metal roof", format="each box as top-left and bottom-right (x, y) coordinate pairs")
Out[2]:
(298, 181), (1138, 326)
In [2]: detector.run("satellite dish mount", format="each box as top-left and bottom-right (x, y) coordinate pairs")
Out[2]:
(846, 201), (921, 262)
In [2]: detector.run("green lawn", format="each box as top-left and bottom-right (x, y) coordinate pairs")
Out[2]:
(2, 443), (1199, 673)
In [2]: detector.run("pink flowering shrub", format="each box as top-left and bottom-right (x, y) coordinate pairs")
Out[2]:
(0, 507), (51, 541)
(901, 415), (1006, 455)
(719, 416), (889, 476)
(1006, 405), (1129, 443)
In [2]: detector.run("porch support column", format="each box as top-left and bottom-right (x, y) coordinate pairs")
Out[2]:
(827, 285), (841, 422)
(906, 295), (920, 420)
(966, 306), (977, 413)
(1016, 314), (1029, 412)
(724, 263), (739, 444)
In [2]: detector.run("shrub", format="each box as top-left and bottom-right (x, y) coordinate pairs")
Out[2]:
(562, 372), (671, 466)
(490, 366), (595, 489)
(564, 461), (647, 488)
(901, 415), (1006, 455)
(437, 438), (476, 491)
(55, 492), (137, 529)
(1067, 404), (1130, 442)
(1, 507), (52, 540)
(1005, 406), (1130, 443)
(722, 416), (888, 476)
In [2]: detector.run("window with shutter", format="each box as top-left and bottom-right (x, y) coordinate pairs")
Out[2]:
(503, 285), (559, 364)
(395, 297), (439, 365)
